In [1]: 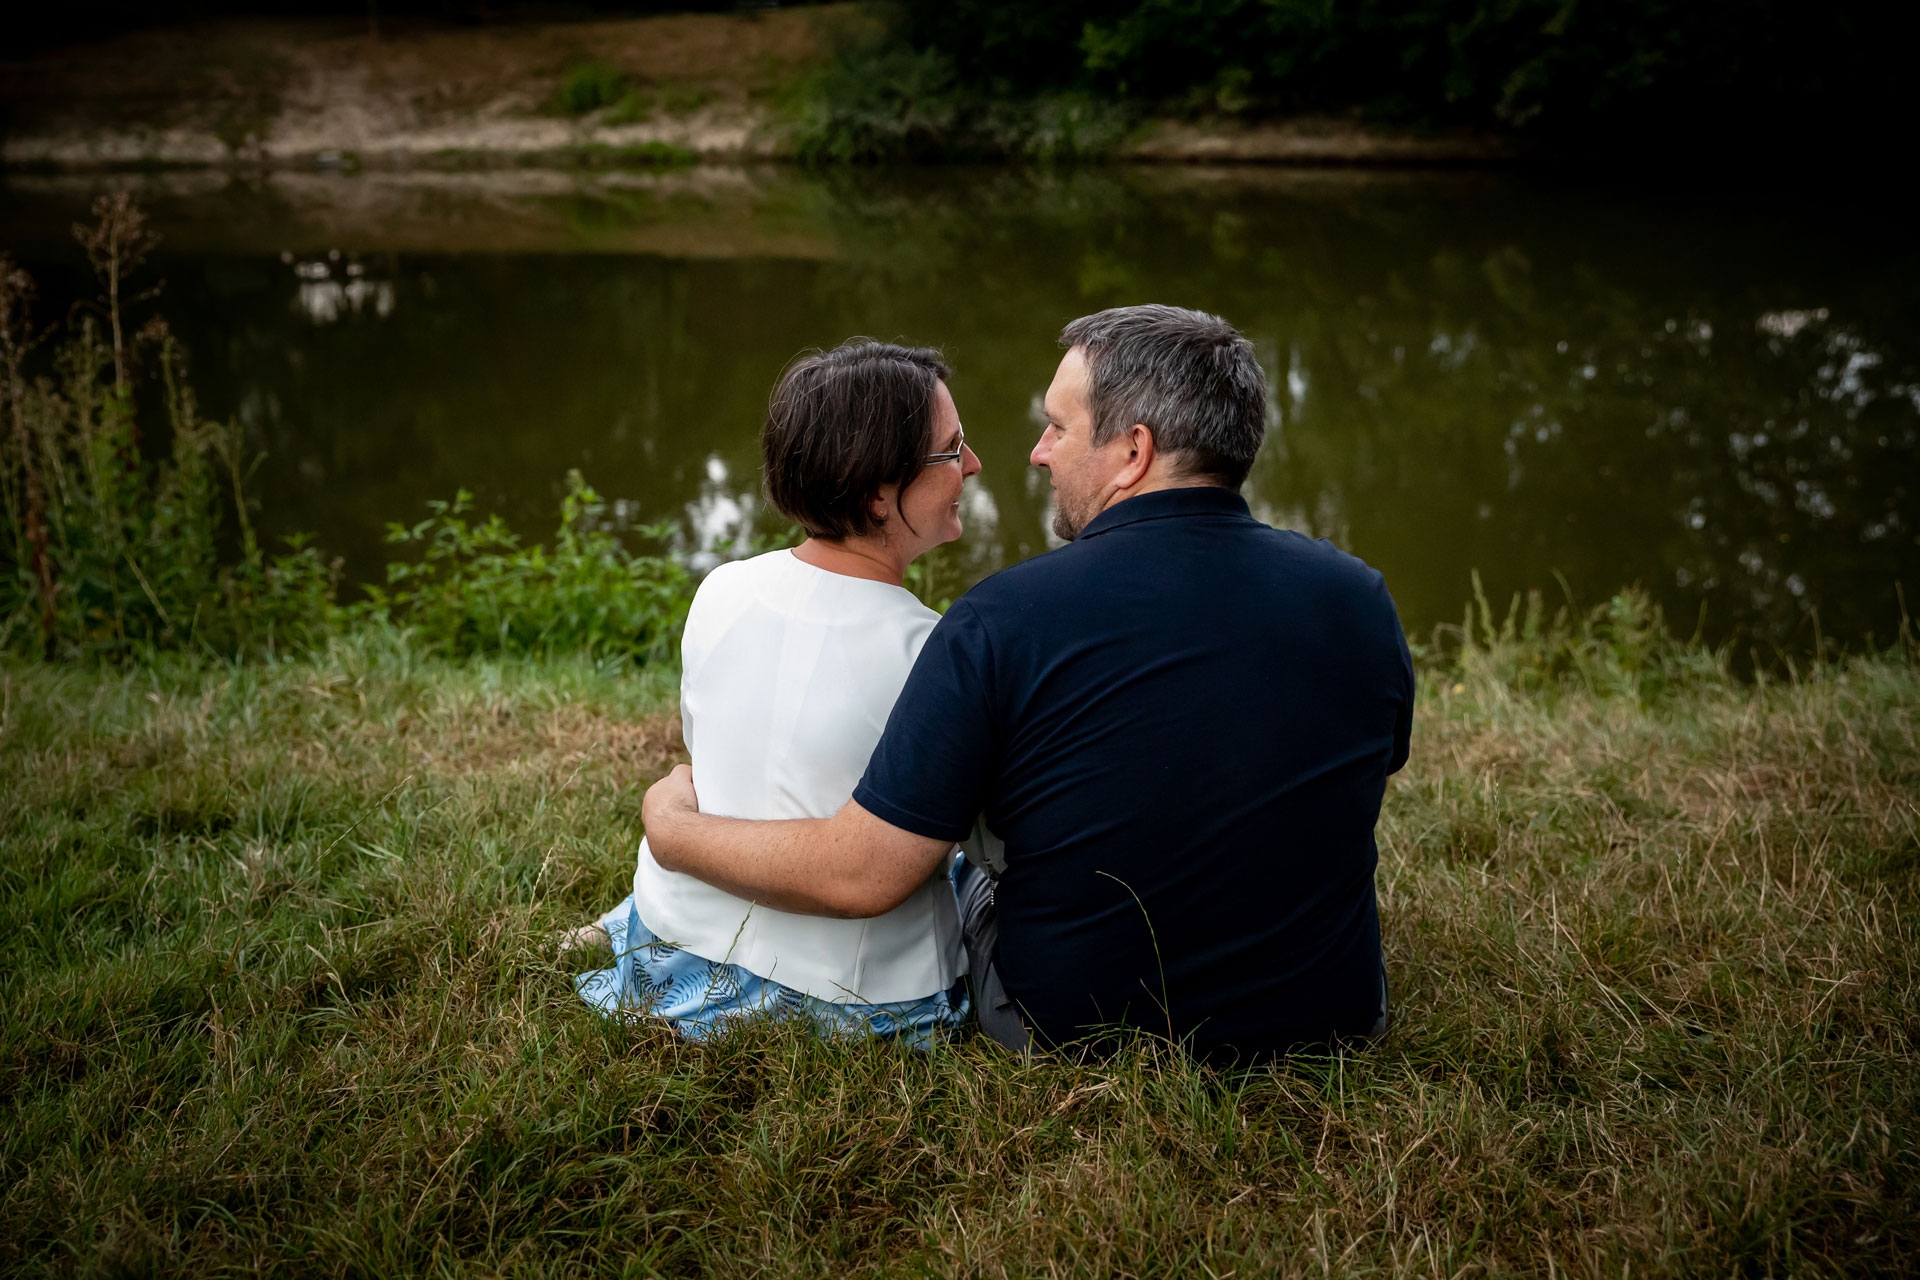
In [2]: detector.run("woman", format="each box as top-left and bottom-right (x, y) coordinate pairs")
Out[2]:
(575, 340), (982, 1046)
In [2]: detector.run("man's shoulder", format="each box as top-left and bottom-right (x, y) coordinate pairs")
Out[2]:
(953, 520), (1385, 613)
(947, 542), (1088, 617)
(1259, 524), (1386, 587)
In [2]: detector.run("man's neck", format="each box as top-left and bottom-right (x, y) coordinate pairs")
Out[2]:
(1096, 472), (1229, 519)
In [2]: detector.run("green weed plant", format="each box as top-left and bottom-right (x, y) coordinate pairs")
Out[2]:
(364, 475), (691, 665)
(0, 200), (335, 662)
(556, 62), (627, 117)
(792, 41), (1134, 164)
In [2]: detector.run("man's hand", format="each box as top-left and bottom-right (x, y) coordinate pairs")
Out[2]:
(641, 763), (698, 841)
(639, 766), (954, 919)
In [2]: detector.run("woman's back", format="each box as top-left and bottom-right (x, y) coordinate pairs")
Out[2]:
(633, 549), (963, 1004)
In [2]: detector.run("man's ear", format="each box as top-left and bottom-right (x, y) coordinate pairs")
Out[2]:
(1116, 423), (1157, 490)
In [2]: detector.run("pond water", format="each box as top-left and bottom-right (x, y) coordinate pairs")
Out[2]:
(3, 166), (1915, 658)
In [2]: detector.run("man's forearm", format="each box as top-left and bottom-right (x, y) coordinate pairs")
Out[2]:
(648, 808), (866, 917)
(640, 765), (955, 918)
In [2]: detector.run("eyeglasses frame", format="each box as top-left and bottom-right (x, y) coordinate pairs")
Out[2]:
(925, 426), (967, 467)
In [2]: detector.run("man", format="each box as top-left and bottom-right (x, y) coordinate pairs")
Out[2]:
(642, 304), (1413, 1062)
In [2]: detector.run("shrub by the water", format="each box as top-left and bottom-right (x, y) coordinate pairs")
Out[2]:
(365, 475), (692, 664)
(0, 199), (336, 662)
(556, 61), (627, 116)
(0, 197), (698, 666)
(793, 38), (1133, 163)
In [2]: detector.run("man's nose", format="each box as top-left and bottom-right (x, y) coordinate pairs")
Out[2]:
(1029, 433), (1051, 469)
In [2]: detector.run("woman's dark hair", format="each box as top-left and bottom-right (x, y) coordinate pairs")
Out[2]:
(762, 339), (951, 542)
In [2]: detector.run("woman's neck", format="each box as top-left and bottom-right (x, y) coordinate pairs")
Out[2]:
(791, 536), (907, 587)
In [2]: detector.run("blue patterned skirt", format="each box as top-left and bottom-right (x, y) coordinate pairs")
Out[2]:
(575, 894), (968, 1050)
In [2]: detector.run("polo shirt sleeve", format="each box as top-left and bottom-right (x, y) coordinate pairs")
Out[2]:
(1386, 582), (1415, 776)
(852, 598), (998, 843)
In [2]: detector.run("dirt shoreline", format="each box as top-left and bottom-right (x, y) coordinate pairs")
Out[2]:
(0, 10), (1515, 172)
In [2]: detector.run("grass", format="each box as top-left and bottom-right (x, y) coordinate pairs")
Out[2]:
(556, 63), (629, 118)
(551, 67), (713, 127)
(1, 628), (1916, 1275)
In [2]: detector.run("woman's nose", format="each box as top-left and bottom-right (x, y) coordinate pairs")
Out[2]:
(961, 443), (982, 476)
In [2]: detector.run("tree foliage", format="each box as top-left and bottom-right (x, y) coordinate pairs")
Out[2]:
(897, 0), (1902, 149)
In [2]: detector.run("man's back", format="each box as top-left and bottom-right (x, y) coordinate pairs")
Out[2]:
(854, 486), (1414, 1060)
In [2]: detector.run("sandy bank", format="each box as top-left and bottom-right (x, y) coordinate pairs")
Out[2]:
(1, 10), (1514, 171)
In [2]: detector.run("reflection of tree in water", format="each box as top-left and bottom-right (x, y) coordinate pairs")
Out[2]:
(814, 170), (1918, 654)
(289, 251), (395, 326)
(1249, 253), (1917, 655)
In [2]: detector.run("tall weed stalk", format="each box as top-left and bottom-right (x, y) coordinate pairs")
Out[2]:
(1419, 571), (1731, 706)
(0, 200), (337, 661)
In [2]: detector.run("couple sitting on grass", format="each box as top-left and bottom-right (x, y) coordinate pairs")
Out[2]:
(575, 304), (1413, 1063)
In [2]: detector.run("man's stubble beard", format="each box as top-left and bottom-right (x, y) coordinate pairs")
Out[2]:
(1046, 468), (1104, 542)
(1050, 488), (1097, 541)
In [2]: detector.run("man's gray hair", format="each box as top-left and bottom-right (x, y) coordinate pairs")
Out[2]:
(1060, 304), (1268, 488)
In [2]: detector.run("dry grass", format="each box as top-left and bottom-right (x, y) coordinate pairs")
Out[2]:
(1, 631), (1915, 1276)
(1, 7), (846, 136)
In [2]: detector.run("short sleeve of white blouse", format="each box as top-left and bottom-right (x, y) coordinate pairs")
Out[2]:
(632, 549), (965, 1004)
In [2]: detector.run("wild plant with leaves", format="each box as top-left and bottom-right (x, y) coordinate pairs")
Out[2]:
(0, 196), (337, 661)
(364, 473), (693, 663)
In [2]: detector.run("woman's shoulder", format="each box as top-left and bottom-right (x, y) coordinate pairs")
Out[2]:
(687, 548), (800, 612)
(705, 549), (935, 625)
(690, 547), (771, 594)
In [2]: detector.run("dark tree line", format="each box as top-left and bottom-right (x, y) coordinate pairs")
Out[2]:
(900, 0), (1906, 155)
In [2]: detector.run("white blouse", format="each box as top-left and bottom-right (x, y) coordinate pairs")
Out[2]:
(632, 549), (965, 1004)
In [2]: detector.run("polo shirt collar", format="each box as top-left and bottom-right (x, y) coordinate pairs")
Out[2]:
(1077, 485), (1252, 539)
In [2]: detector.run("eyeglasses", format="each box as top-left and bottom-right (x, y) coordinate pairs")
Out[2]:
(925, 427), (967, 467)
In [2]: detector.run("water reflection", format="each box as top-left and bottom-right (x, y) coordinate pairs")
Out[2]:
(682, 454), (755, 573)
(286, 250), (396, 324)
(2, 167), (1911, 656)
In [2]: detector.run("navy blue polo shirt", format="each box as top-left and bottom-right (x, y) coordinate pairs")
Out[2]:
(853, 485), (1414, 1061)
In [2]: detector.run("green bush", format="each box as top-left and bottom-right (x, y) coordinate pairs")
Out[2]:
(364, 474), (693, 663)
(556, 62), (626, 116)
(794, 40), (1134, 163)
